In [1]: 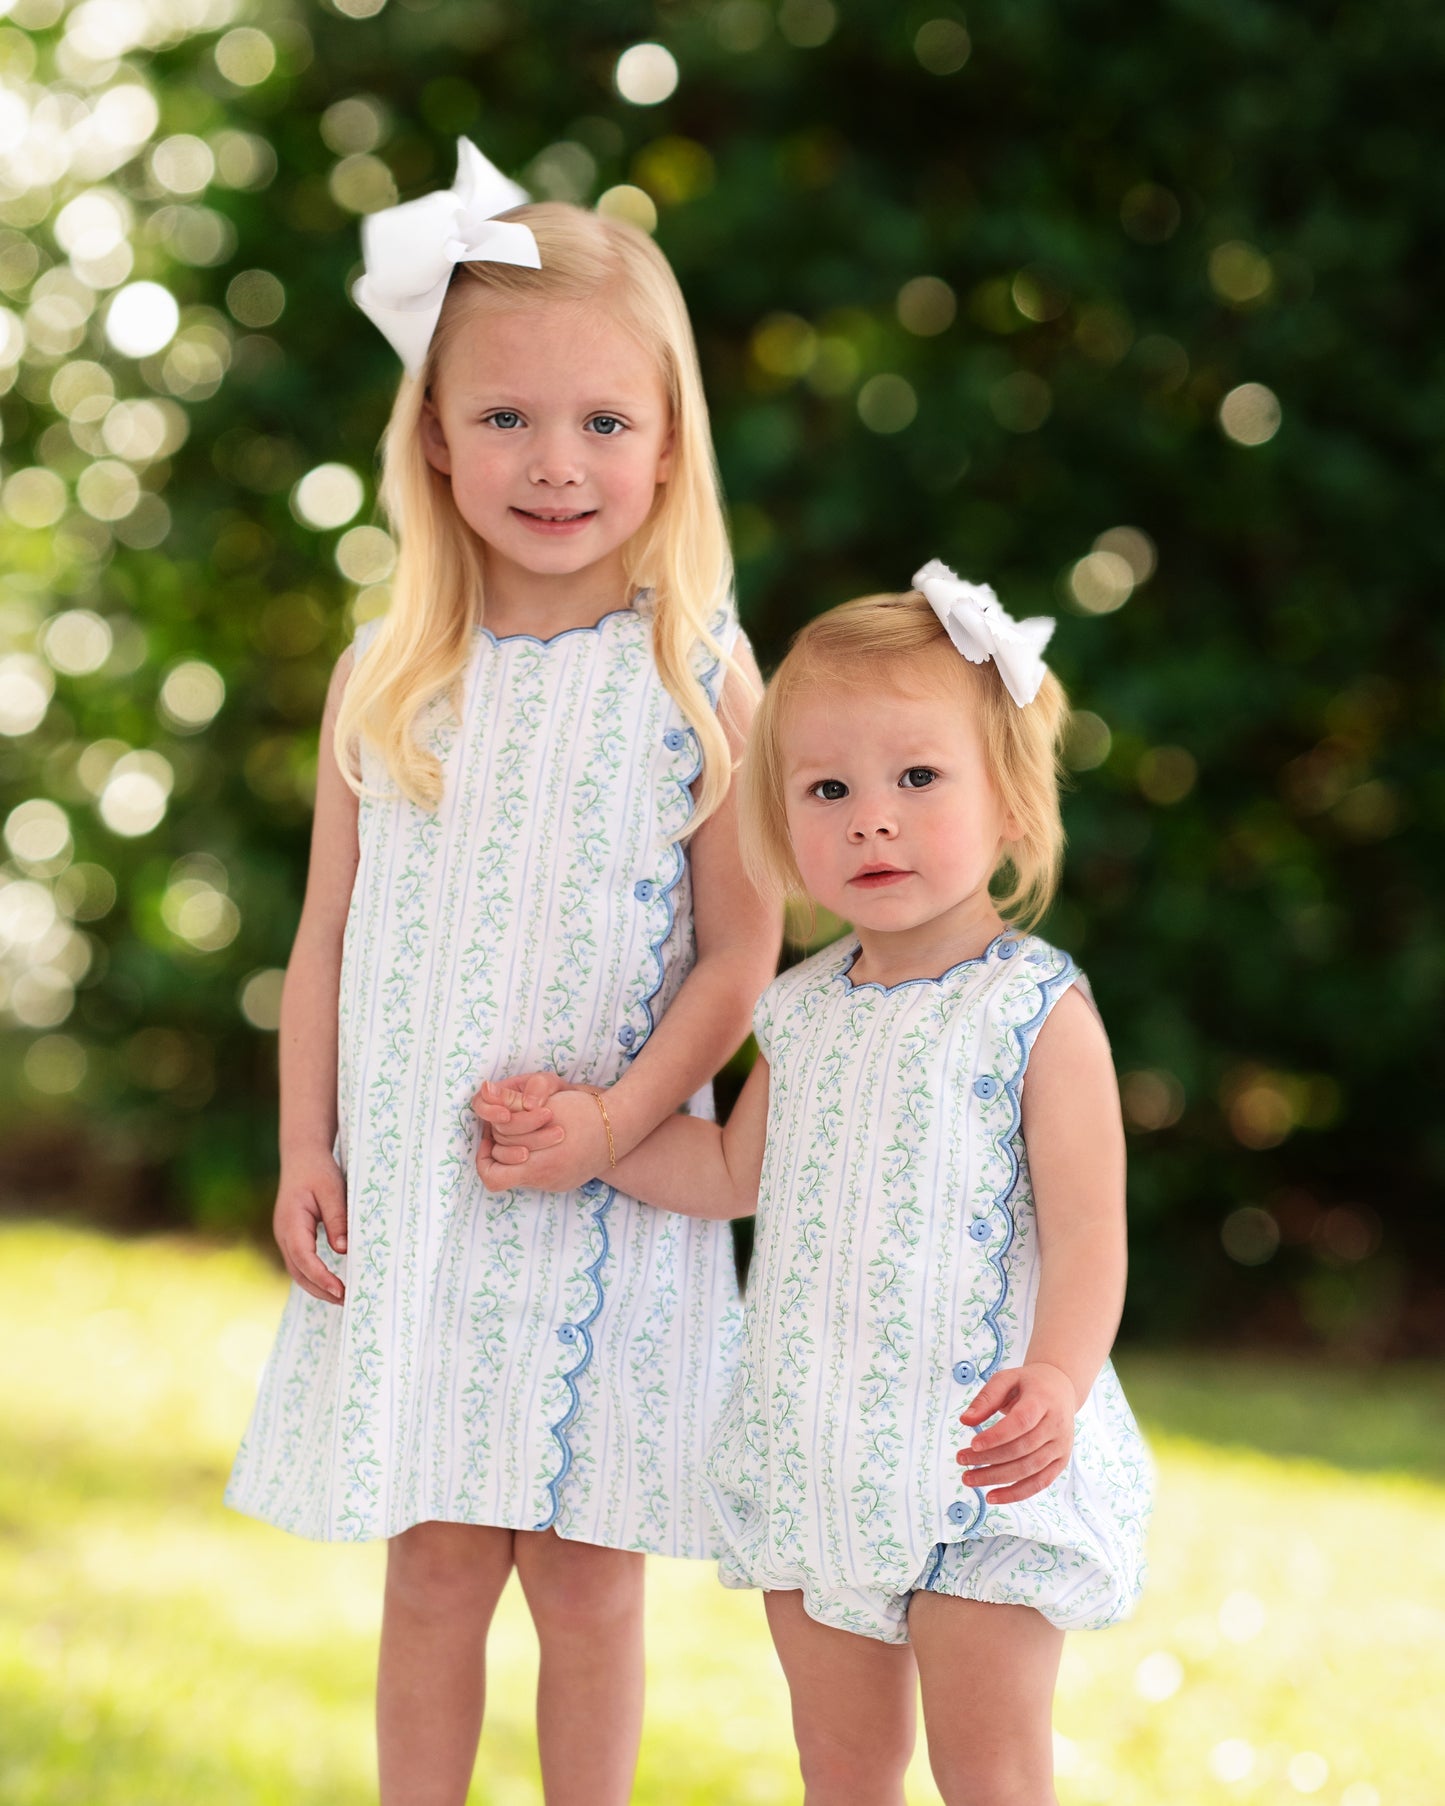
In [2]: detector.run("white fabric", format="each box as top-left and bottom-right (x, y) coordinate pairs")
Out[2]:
(228, 603), (744, 1552)
(912, 558), (1055, 707)
(352, 138), (541, 375)
(707, 930), (1153, 1641)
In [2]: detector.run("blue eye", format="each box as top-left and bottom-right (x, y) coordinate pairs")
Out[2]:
(485, 410), (522, 430)
(809, 779), (848, 801)
(900, 768), (937, 789)
(588, 415), (625, 435)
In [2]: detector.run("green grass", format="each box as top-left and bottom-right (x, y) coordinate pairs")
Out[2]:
(2, 1221), (1441, 1806)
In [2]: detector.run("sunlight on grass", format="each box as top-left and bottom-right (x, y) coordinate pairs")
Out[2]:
(2, 1222), (1442, 1804)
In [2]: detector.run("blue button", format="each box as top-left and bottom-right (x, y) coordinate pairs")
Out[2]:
(952, 1360), (976, 1386)
(618, 1024), (637, 1048)
(946, 1500), (971, 1526)
(581, 1178), (604, 1198)
(663, 728), (688, 752)
(997, 939), (1018, 960)
(973, 1075), (998, 1101)
(557, 1324), (577, 1344)
(968, 1218), (991, 1243)
(633, 879), (655, 902)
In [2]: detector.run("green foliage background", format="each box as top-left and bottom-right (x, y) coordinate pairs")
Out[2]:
(1, 0), (1440, 1346)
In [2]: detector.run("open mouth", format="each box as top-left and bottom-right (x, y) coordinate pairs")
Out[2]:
(849, 866), (912, 888)
(513, 507), (596, 525)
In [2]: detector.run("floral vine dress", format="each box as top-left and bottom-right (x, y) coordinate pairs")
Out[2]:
(708, 929), (1152, 1641)
(227, 600), (743, 1554)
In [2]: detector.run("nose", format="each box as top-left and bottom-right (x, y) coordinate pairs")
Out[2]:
(845, 791), (898, 844)
(527, 427), (584, 488)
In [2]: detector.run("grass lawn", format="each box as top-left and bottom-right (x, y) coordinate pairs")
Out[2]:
(1, 1220), (1441, 1805)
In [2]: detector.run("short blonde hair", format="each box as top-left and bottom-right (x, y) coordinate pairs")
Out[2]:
(336, 201), (742, 828)
(740, 591), (1070, 929)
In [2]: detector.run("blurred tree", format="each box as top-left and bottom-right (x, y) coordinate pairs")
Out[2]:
(0, 0), (1440, 1348)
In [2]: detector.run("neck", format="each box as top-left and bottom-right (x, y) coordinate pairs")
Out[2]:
(849, 890), (1008, 988)
(480, 546), (634, 640)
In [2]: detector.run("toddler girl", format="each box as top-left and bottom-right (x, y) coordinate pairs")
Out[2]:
(482, 564), (1152, 1805)
(227, 141), (779, 1806)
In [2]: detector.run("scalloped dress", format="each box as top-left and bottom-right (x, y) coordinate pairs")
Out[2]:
(226, 601), (744, 1553)
(707, 929), (1152, 1641)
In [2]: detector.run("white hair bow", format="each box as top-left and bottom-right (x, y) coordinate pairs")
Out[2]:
(912, 559), (1055, 707)
(352, 138), (542, 377)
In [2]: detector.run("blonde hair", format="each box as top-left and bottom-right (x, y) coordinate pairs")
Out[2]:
(741, 591), (1070, 929)
(335, 202), (742, 827)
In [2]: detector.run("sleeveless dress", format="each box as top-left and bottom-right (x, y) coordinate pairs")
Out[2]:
(227, 599), (743, 1554)
(707, 929), (1152, 1641)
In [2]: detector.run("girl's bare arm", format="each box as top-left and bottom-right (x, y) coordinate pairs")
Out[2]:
(956, 984), (1127, 1503)
(272, 648), (360, 1304)
(603, 1050), (770, 1221)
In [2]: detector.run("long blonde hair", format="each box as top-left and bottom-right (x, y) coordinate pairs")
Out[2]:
(741, 591), (1070, 929)
(335, 202), (741, 828)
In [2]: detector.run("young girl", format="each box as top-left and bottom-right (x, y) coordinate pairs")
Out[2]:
(226, 141), (780, 1806)
(480, 565), (1153, 1805)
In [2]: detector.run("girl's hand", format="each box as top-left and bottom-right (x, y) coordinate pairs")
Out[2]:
(476, 1089), (611, 1194)
(473, 1072), (566, 1141)
(273, 1151), (348, 1306)
(955, 1363), (1077, 1505)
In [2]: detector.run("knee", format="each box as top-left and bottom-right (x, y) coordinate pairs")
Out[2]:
(524, 1544), (643, 1642)
(929, 1749), (1054, 1806)
(385, 1521), (507, 1616)
(796, 1721), (914, 1804)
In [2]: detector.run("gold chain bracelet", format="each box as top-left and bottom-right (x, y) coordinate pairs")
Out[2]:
(585, 1088), (617, 1168)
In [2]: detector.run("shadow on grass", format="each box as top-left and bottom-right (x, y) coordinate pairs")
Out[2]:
(1115, 1350), (1445, 1482)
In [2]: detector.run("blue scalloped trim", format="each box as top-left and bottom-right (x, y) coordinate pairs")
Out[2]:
(475, 605), (640, 649)
(535, 1179), (615, 1530)
(951, 943), (1079, 1538)
(619, 612), (729, 1064)
(839, 928), (1017, 996)
(532, 608), (731, 1525)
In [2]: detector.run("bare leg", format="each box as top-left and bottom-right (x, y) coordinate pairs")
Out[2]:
(909, 1593), (1063, 1806)
(513, 1529), (646, 1806)
(377, 1520), (516, 1806)
(763, 1589), (917, 1806)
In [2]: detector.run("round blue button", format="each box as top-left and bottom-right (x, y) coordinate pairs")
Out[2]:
(633, 878), (655, 902)
(663, 728), (688, 752)
(581, 1178), (604, 1198)
(952, 1360), (976, 1386)
(968, 1218), (991, 1243)
(973, 1075), (998, 1101)
(618, 1024), (636, 1048)
(946, 1500), (971, 1526)
(997, 939), (1018, 960)
(557, 1324), (577, 1344)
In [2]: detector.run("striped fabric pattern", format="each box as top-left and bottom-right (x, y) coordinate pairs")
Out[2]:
(227, 603), (743, 1554)
(708, 929), (1153, 1641)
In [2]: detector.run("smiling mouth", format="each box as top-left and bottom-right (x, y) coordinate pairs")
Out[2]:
(513, 507), (595, 522)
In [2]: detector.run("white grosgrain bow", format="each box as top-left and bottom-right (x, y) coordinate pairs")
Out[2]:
(912, 558), (1055, 708)
(352, 138), (542, 377)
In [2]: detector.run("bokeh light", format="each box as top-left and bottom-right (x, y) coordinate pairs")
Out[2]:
(98, 751), (173, 838)
(214, 28), (276, 88)
(239, 967), (285, 1031)
(0, 654), (55, 735)
(5, 799), (72, 870)
(291, 463), (364, 530)
(914, 19), (971, 73)
(158, 660), (226, 732)
(896, 276), (956, 336)
(335, 525), (396, 585)
(104, 281), (179, 357)
(1219, 382), (1282, 445)
(596, 185), (657, 233)
(856, 374), (916, 433)
(615, 44), (679, 106)
(1068, 549), (1134, 613)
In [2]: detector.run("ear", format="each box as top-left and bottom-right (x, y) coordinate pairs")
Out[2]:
(419, 396), (452, 476)
(654, 417), (676, 485)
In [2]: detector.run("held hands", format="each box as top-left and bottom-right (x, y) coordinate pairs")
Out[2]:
(273, 1149), (348, 1306)
(472, 1073), (611, 1194)
(955, 1362), (1077, 1505)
